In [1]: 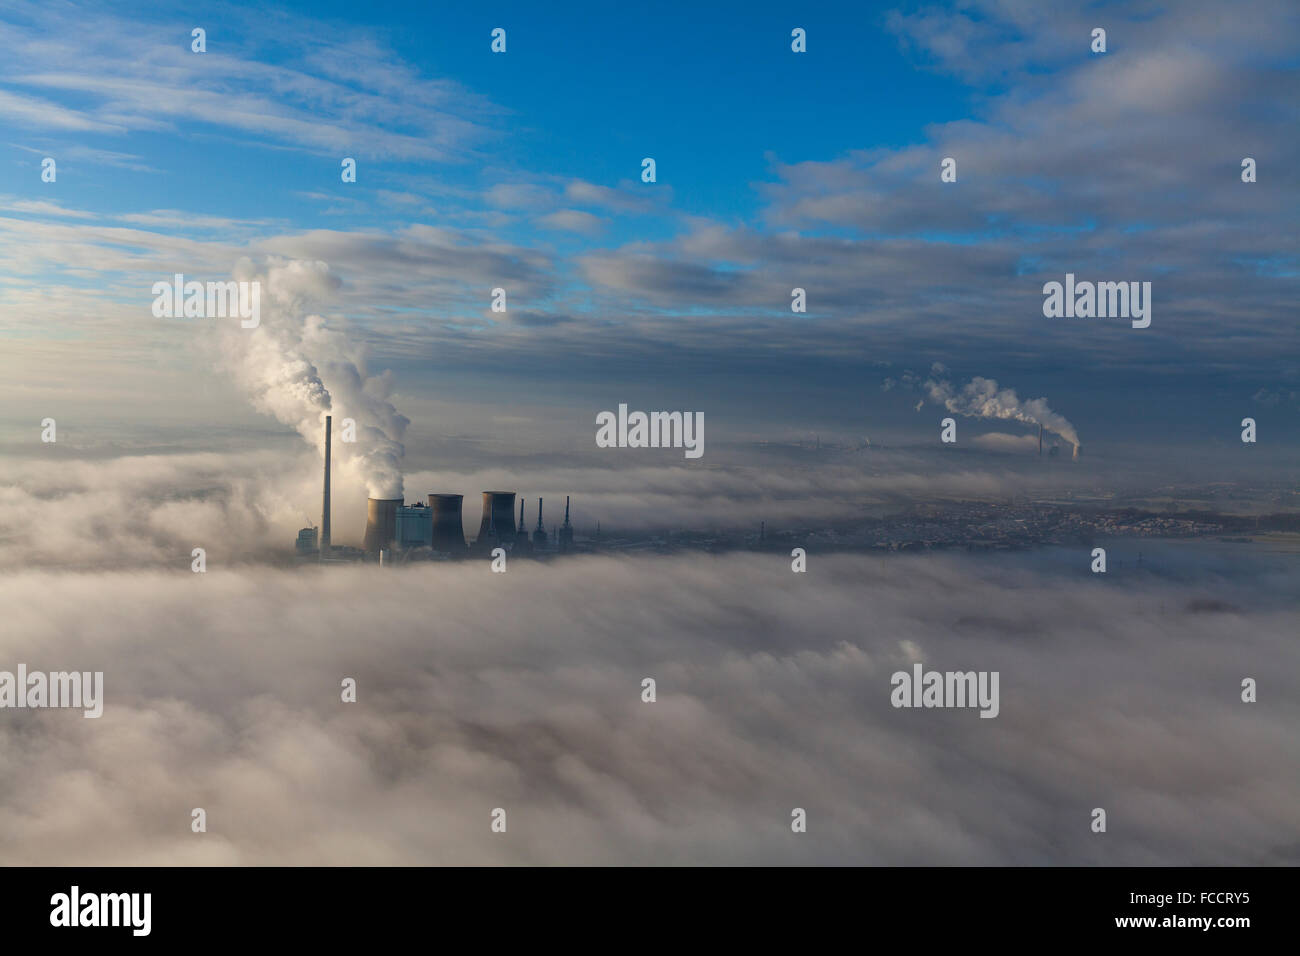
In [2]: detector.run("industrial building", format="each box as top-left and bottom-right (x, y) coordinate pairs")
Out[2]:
(294, 416), (582, 563)
(296, 527), (318, 555)
(395, 502), (432, 549)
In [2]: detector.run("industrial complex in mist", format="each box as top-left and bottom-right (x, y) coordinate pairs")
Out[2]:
(297, 415), (575, 562)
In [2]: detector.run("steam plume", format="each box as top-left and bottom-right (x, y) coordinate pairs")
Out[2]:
(216, 257), (409, 498)
(924, 375), (1080, 447)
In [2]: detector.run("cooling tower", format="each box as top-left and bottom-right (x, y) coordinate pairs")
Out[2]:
(476, 491), (517, 543)
(363, 497), (402, 553)
(321, 415), (332, 553)
(428, 494), (467, 552)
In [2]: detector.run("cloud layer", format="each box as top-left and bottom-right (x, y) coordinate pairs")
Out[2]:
(0, 551), (1294, 864)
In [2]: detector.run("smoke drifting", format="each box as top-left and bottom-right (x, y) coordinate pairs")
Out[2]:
(217, 257), (409, 499)
(925, 376), (1081, 447)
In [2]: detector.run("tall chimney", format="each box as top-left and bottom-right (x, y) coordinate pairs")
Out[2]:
(321, 415), (332, 554)
(1038, 424), (1043, 457)
(559, 495), (574, 552)
(532, 497), (548, 549)
(515, 498), (532, 552)
(428, 494), (467, 553)
(363, 497), (401, 553)
(1072, 442), (1081, 460)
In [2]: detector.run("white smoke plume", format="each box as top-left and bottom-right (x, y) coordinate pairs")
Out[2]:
(924, 376), (1080, 448)
(217, 257), (409, 499)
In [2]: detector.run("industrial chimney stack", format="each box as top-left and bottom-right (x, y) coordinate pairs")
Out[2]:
(321, 415), (332, 555)
(533, 497), (548, 549)
(1072, 443), (1081, 460)
(1038, 424), (1043, 457)
(558, 495), (574, 552)
(515, 498), (532, 552)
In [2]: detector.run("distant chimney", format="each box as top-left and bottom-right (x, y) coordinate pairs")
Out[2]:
(321, 415), (332, 554)
(533, 497), (548, 549)
(1038, 424), (1043, 457)
(559, 495), (574, 552)
(515, 498), (532, 552)
(1072, 443), (1081, 460)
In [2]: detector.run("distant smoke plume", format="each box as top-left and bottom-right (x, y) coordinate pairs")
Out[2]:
(924, 375), (1080, 447)
(217, 257), (409, 498)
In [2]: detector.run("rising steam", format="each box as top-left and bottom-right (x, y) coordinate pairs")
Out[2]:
(216, 257), (409, 498)
(924, 375), (1080, 447)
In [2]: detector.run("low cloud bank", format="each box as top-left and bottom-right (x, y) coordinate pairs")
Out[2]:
(0, 552), (1294, 864)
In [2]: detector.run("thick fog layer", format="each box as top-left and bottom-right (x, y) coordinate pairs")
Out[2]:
(1, 551), (1294, 864)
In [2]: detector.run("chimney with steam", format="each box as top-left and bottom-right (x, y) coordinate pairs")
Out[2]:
(1073, 443), (1081, 460)
(428, 494), (467, 553)
(1038, 424), (1043, 457)
(363, 497), (402, 554)
(321, 415), (332, 554)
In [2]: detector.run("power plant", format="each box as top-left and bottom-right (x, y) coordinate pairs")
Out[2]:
(1036, 423), (1081, 462)
(298, 437), (580, 562)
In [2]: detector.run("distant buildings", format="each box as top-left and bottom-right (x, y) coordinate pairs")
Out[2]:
(295, 527), (318, 555)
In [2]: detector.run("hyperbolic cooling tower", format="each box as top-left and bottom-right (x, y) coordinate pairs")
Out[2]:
(476, 491), (516, 542)
(428, 494), (467, 552)
(363, 497), (402, 553)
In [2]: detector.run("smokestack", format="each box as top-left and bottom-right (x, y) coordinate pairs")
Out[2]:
(476, 492), (516, 544)
(428, 494), (467, 552)
(1072, 442), (1081, 460)
(363, 497), (401, 554)
(533, 497), (548, 549)
(1038, 423), (1043, 457)
(321, 415), (332, 554)
(559, 495), (574, 552)
(515, 498), (532, 552)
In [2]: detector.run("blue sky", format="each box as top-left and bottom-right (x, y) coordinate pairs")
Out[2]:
(1, 0), (1297, 469)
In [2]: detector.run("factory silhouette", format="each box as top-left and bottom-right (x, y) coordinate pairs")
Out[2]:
(296, 416), (575, 563)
